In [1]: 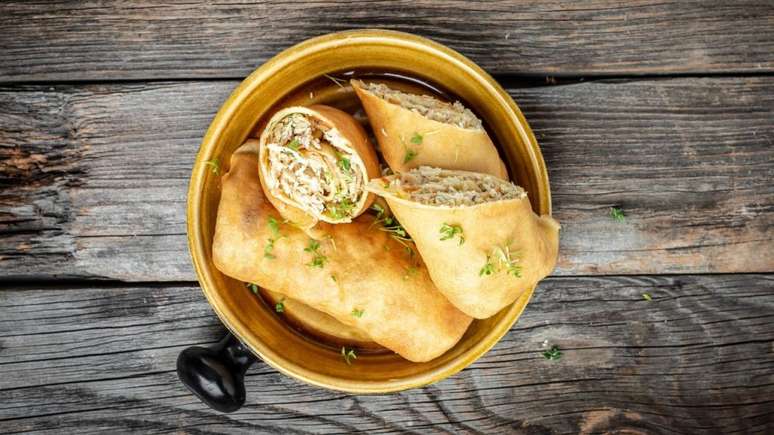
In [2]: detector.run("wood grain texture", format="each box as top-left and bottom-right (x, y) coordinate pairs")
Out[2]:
(2, 77), (772, 281)
(1, 275), (772, 434)
(1, 1), (774, 82)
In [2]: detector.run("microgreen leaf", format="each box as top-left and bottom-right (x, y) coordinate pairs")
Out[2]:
(304, 239), (320, 253)
(481, 244), (522, 278)
(287, 138), (301, 151)
(371, 203), (385, 220)
(338, 157), (351, 172)
(264, 238), (276, 259)
(268, 217), (281, 238)
(610, 206), (625, 222)
(479, 259), (495, 276)
(275, 299), (285, 313)
(327, 198), (355, 220)
(440, 223), (464, 245)
(543, 345), (562, 361)
(403, 148), (418, 163)
(245, 283), (259, 294)
(324, 74), (346, 88)
(204, 158), (221, 175)
(351, 308), (364, 318)
(410, 132), (423, 145)
(341, 347), (357, 365)
(305, 239), (327, 268)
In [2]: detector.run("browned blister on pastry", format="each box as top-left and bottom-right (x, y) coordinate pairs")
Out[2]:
(368, 166), (560, 319)
(214, 143), (472, 362)
(352, 80), (507, 179)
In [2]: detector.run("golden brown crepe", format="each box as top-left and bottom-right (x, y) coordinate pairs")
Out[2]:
(214, 143), (472, 362)
(367, 166), (560, 319)
(258, 105), (380, 230)
(351, 80), (507, 179)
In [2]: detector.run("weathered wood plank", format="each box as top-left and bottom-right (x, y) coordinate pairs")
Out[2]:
(2, 77), (772, 280)
(1, 275), (772, 434)
(1, 1), (773, 82)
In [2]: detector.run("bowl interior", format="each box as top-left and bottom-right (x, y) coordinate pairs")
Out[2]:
(188, 30), (550, 393)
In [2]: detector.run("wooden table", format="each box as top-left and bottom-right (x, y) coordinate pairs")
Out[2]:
(2, 2), (773, 433)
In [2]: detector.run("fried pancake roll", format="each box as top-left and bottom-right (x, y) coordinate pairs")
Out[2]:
(214, 143), (472, 362)
(352, 80), (507, 179)
(368, 166), (560, 319)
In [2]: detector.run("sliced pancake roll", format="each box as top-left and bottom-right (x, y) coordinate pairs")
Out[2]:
(367, 166), (560, 319)
(351, 80), (507, 179)
(258, 105), (380, 230)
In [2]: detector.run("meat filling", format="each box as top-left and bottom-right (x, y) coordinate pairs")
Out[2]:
(357, 81), (483, 130)
(265, 113), (364, 220)
(384, 166), (525, 207)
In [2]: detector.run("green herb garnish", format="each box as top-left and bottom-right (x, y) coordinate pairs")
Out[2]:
(403, 148), (418, 163)
(264, 238), (277, 259)
(480, 245), (522, 278)
(275, 298), (285, 313)
(264, 218), (284, 259)
(324, 74), (346, 88)
(371, 204), (415, 252)
(331, 274), (338, 282)
(327, 198), (355, 220)
(381, 223), (408, 240)
(351, 308), (364, 318)
(642, 293), (652, 301)
(305, 239), (320, 252)
(410, 132), (423, 145)
(308, 255), (326, 268)
(305, 239), (327, 268)
(371, 203), (385, 219)
(543, 345), (562, 361)
(610, 207), (625, 222)
(341, 347), (357, 365)
(245, 282), (259, 294)
(508, 265), (523, 277)
(287, 138), (301, 151)
(204, 158), (221, 175)
(440, 223), (465, 245)
(338, 157), (351, 172)
(268, 217), (281, 238)
(479, 258), (495, 276)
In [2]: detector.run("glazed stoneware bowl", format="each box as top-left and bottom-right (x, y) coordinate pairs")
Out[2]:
(187, 29), (551, 394)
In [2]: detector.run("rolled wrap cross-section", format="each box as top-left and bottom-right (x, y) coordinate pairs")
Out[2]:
(214, 144), (472, 362)
(352, 80), (507, 179)
(367, 166), (560, 319)
(258, 105), (380, 230)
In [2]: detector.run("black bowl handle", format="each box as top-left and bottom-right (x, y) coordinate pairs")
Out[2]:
(176, 333), (258, 412)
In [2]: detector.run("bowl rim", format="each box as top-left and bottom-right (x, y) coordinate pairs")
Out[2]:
(187, 29), (551, 393)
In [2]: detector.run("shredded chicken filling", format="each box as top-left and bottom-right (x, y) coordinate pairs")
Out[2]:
(358, 81), (483, 130)
(265, 113), (364, 220)
(386, 166), (525, 207)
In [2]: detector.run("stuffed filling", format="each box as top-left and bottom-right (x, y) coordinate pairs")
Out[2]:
(355, 80), (483, 130)
(264, 113), (365, 221)
(381, 166), (525, 207)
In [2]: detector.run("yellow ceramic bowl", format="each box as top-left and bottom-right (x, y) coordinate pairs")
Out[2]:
(188, 29), (551, 393)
